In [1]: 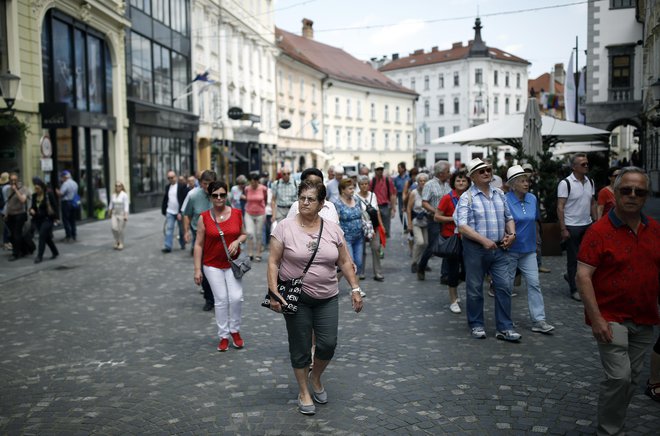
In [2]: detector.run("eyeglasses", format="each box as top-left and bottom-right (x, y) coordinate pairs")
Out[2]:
(579, 163), (589, 168)
(298, 195), (318, 204)
(618, 187), (649, 197)
(477, 167), (493, 175)
(211, 193), (227, 199)
(283, 172), (291, 175)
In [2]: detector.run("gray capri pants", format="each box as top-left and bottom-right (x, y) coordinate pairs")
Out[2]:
(284, 291), (339, 368)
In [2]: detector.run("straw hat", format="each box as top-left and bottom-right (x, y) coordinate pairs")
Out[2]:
(521, 163), (534, 172)
(0, 172), (9, 184)
(506, 165), (527, 182)
(466, 158), (488, 177)
(375, 162), (385, 170)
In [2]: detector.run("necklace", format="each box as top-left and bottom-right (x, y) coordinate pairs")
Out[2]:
(299, 215), (318, 228)
(214, 207), (227, 221)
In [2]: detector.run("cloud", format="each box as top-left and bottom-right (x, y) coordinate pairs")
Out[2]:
(367, 19), (427, 51)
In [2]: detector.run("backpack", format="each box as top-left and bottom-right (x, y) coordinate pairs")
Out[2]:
(561, 176), (594, 198)
(370, 176), (391, 200)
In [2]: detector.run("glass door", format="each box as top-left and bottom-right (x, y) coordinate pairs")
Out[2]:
(78, 127), (89, 219)
(90, 128), (108, 219)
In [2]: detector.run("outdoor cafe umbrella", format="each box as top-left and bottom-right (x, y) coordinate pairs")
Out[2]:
(433, 113), (610, 148)
(522, 98), (543, 157)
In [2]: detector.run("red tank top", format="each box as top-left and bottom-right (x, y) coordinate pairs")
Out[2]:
(201, 208), (243, 269)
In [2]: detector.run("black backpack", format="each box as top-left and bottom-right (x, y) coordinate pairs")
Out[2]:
(561, 176), (594, 197)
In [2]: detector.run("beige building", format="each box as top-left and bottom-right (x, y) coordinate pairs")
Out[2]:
(276, 20), (417, 173)
(1, 0), (129, 219)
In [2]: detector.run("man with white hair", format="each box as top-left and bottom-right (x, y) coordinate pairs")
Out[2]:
(325, 165), (344, 203)
(271, 167), (297, 222)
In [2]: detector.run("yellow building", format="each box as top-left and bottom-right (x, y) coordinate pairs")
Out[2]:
(1, 0), (129, 219)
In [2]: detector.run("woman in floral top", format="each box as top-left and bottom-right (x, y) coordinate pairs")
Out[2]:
(333, 178), (364, 277)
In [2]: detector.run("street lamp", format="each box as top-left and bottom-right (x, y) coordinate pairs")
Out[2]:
(0, 71), (21, 113)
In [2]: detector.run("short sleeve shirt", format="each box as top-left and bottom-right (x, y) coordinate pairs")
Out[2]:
(455, 185), (512, 242)
(437, 191), (460, 237)
(421, 177), (451, 210)
(271, 218), (345, 299)
(393, 173), (410, 194)
(557, 173), (594, 226)
(273, 179), (298, 207)
(183, 188), (212, 231)
(578, 210), (660, 326)
(245, 184), (267, 216)
(597, 187), (616, 217)
(371, 176), (396, 206)
(333, 198), (363, 241)
(506, 191), (538, 254)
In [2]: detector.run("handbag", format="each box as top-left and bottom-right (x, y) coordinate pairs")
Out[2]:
(211, 210), (252, 279)
(432, 233), (462, 259)
(358, 194), (379, 225)
(361, 209), (375, 240)
(262, 219), (324, 315)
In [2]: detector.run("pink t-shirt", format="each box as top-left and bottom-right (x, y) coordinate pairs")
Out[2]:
(245, 184), (267, 216)
(271, 217), (345, 299)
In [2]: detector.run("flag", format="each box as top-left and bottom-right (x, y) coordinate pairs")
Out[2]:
(193, 70), (214, 83)
(577, 67), (586, 124)
(565, 52), (576, 122)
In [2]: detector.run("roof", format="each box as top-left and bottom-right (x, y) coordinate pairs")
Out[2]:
(276, 27), (417, 96)
(528, 73), (564, 95)
(379, 41), (530, 72)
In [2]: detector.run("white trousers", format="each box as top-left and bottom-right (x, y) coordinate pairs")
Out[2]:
(111, 214), (126, 244)
(203, 265), (243, 339)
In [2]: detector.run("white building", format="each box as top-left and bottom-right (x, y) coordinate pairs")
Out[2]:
(192, 0), (279, 181)
(585, 0), (642, 164)
(276, 19), (418, 173)
(378, 18), (529, 169)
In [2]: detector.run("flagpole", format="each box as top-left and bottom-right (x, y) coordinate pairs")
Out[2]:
(574, 36), (579, 125)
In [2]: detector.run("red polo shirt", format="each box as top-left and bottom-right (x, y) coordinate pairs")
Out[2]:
(578, 210), (660, 326)
(371, 176), (396, 206)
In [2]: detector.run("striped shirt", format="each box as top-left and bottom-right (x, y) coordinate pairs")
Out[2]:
(455, 185), (512, 242)
(273, 179), (298, 207)
(421, 177), (451, 210)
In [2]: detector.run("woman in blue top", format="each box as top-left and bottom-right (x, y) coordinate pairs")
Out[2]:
(333, 178), (364, 277)
(504, 165), (555, 334)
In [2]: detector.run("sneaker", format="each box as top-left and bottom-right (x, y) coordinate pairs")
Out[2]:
(373, 275), (384, 282)
(203, 301), (214, 311)
(449, 302), (461, 314)
(471, 326), (486, 339)
(358, 274), (366, 280)
(496, 330), (522, 342)
(570, 291), (582, 302)
(117, 243), (124, 250)
(531, 321), (555, 334)
(538, 266), (551, 273)
(217, 338), (229, 352)
(230, 332), (244, 349)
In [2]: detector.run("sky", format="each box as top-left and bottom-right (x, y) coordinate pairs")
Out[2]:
(274, 0), (589, 78)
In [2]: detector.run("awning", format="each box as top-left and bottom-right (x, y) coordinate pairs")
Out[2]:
(312, 149), (333, 160)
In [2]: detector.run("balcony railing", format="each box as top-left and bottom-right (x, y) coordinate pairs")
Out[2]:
(608, 87), (634, 102)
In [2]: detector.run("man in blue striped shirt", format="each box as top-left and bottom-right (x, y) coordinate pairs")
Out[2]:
(455, 158), (520, 342)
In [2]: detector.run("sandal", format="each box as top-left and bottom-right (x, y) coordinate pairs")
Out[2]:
(646, 380), (660, 402)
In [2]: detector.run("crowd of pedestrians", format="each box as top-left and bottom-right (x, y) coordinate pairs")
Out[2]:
(2, 158), (658, 430)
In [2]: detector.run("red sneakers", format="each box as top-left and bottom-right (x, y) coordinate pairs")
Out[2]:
(230, 332), (244, 349)
(217, 338), (229, 352)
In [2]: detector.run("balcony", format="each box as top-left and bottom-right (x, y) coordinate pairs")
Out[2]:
(609, 87), (634, 102)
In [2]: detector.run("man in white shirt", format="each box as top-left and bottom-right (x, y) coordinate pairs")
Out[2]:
(557, 153), (597, 301)
(325, 166), (344, 203)
(161, 170), (188, 253)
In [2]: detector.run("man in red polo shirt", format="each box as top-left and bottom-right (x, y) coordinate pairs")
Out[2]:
(576, 167), (660, 436)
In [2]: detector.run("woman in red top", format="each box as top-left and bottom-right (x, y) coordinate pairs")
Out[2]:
(434, 171), (471, 314)
(244, 173), (268, 261)
(597, 166), (620, 219)
(194, 181), (248, 352)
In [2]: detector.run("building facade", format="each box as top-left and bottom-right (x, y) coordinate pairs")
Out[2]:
(528, 63), (566, 120)
(378, 18), (529, 169)
(277, 20), (417, 173)
(192, 0), (278, 183)
(1, 0), (129, 220)
(585, 1), (643, 134)
(638, 0), (660, 192)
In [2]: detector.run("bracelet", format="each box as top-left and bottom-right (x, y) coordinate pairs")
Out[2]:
(351, 288), (361, 294)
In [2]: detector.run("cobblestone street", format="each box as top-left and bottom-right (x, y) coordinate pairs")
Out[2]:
(0, 209), (658, 435)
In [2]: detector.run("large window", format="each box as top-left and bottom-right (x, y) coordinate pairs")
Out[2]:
(610, 0), (634, 8)
(131, 0), (151, 13)
(129, 32), (153, 102)
(475, 68), (483, 85)
(438, 73), (444, 89)
(153, 43), (172, 106)
(135, 135), (192, 194)
(611, 54), (631, 88)
(0, 2), (9, 77)
(42, 12), (111, 113)
(439, 99), (444, 115)
(453, 72), (459, 86)
(453, 97), (459, 114)
(153, 0), (170, 26)
(171, 51), (189, 110)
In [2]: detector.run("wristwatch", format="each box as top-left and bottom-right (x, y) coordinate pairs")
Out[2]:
(351, 287), (362, 294)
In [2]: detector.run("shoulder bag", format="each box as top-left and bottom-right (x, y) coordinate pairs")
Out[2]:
(211, 210), (252, 279)
(262, 219), (324, 315)
(432, 192), (463, 259)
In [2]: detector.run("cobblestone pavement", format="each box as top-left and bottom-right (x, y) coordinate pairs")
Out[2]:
(0, 209), (658, 435)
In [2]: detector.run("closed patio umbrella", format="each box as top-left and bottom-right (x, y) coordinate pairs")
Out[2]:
(522, 98), (543, 157)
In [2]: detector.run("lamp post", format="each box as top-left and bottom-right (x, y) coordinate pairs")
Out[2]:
(0, 71), (21, 113)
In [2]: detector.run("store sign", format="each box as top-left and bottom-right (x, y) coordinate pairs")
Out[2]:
(279, 119), (292, 129)
(39, 103), (69, 128)
(41, 158), (53, 172)
(228, 107), (244, 120)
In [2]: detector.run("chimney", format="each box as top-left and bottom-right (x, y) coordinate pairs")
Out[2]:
(392, 53), (399, 60)
(302, 18), (314, 39)
(413, 49), (424, 55)
(431, 46), (438, 52)
(452, 42), (462, 49)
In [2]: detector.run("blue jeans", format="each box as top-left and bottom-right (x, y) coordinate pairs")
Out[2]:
(417, 220), (440, 272)
(61, 200), (77, 239)
(164, 213), (185, 250)
(345, 234), (364, 274)
(462, 238), (514, 332)
(506, 251), (546, 323)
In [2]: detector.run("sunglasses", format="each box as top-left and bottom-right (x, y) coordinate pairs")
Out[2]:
(298, 195), (318, 204)
(211, 193), (227, 199)
(283, 172), (291, 175)
(618, 187), (648, 197)
(477, 167), (493, 175)
(579, 163), (589, 168)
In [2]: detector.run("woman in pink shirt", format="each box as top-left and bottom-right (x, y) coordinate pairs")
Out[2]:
(244, 173), (268, 261)
(267, 179), (363, 416)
